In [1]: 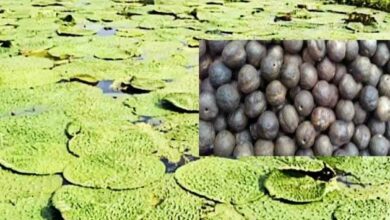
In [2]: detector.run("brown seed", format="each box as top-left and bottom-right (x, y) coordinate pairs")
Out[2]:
(295, 121), (316, 149)
(265, 80), (287, 106)
(311, 107), (336, 131)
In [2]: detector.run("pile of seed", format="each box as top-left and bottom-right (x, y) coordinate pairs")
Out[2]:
(199, 40), (390, 157)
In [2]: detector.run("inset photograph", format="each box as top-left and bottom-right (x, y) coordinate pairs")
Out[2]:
(200, 40), (390, 157)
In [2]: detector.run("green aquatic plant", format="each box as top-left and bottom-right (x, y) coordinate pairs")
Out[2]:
(319, 157), (390, 185)
(162, 92), (199, 112)
(68, 122), (167, 156)
(264, 169), (328, 203)
(128, 76), (166, 91)
(333, 199), (390, 220)
(175, 157), (263, 204)
(235, 196), (337, 220)
(0, 195), (58, 220)
(0, 168), (62, 202)
(0, 111), (75, 174)
(63, 154), (165, 189)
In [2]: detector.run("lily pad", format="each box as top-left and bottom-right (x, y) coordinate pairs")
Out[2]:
(63, 154), (165, 189)
(162, 92), (199, 112)
(56, 25), (96, 36)
(334, 199), (390, 220)
(264, 169), (327, 203)
(0, 168), (62, 202)
(0, 111), (75, 174)
(319, 157), (390, 185)
(235, 196), (336, 220)
(68, 123), (167, 156)
(175, 157), (263, 204)
(129, 77), (166, 91)
(0, 195), (58, 220)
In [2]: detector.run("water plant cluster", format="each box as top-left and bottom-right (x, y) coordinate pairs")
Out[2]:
(1, 0), (390, 219)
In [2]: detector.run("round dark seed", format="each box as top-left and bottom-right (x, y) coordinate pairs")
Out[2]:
(376, 96), (390, 122)
(359, 40), (377, 57)
(254, 139), (274, 156)
(327, 40), (346, 62)
(335, 100), (355, 122)
(200, 92), (219, 121)
(275, 136), (297, 156)
(256, 111), (279, 140)
(213, 113), (227, 132)
(294, 90), (315, 117)
(235, 129), (252, 146)
(246, 40), (266, 68)
(313, 135), (333, 156)
(265, 80), (287, 106)
(216, 84), (240, 113)
(233, 142), (254, 158)
(222, 41), (246, 69)
(244, 91), (267, 118)
(378, 74), (390, 97)
(299, 62), (318, 90)
(237, 64), (260, 94)
(283, 40), (303, 54)
(353, 125), (371, 150)
(295, 121), (316, 149)
(317, 57), (336, 82)
(345, 40), (359, 62)
(208, 40), (229, 56)
(307, 40), (326, 61)
(368, 118), (386, 135)
(311, 107), (336, 131)
(214, 130), (235, 157)
(369, 134), (389, 156)
(280, 61), (300, 88)
(227, 105), (248, 132)
(353, 102), (368, 125)
(199, 120), (215, 154)
(339, 74), (359, 100)
(279, 104), (299, 134)
(312, 80), (333, 107)
(359, 85), (379, 111)
(350, 56), (371, 83)
(208, 60), (232, 88)
(372, 42), (390, 67)
(329, 120), (351, 146)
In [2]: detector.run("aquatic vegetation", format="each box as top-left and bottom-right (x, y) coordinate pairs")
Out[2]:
(264, 169), (327, 202)
(63, 154), (165, 189)
(1, 0), (390, 218)
(333, 199), (390, 220)
(175, 157), (263, 204)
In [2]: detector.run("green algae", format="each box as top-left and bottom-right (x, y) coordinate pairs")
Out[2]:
(175, 157), (263, 204)
(63, 154), (165, 189)
(264, 169), (327, 203)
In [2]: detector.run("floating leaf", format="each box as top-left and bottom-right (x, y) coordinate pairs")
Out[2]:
(175, 157), (263, 204)
(63, 154), (165, 189)
(264, 169), (327, 203)
(162, 92), (199, 112)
